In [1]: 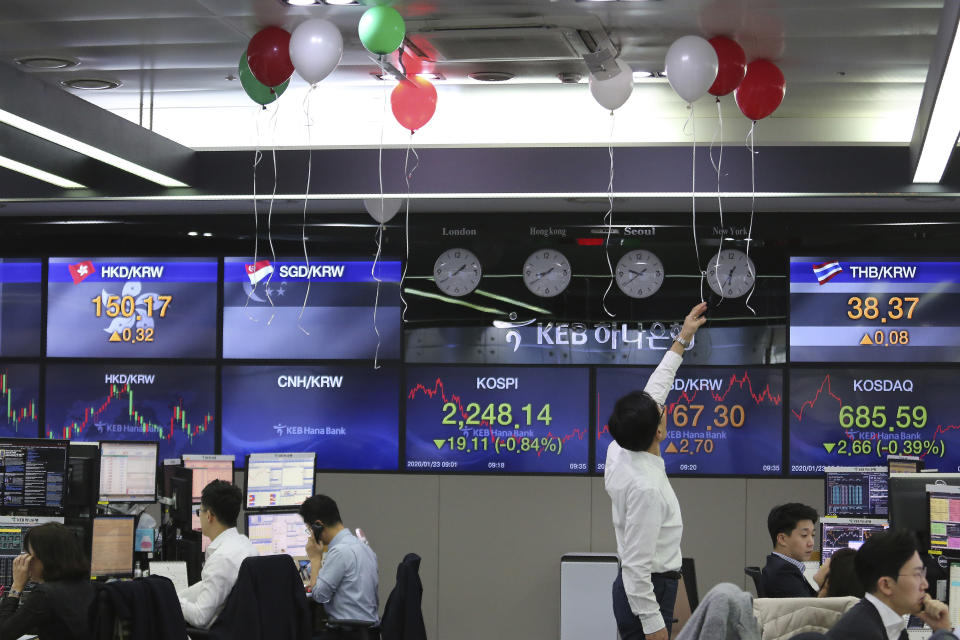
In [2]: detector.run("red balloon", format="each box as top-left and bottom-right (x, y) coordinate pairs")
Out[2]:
(734, 59), (785, 121)
(391, 76), (437, 132)
(708, 36), (746, 97)
(247, 27), (294, 88)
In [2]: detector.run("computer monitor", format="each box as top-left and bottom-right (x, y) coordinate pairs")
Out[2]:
(98, 441), (158, 503)
(824, 466), (888, 517)
(246, 511), (308, 561)
(0, 524), (29, 589)
(890, 473), (960, 549)
(949, 562), (960, 628)
(0, 438), (68, 514)
(66, 442), (99, 511)
(929, 486), (960, 555)
(820, 517), (889, 562)
(888, 455), (923, 475)
(244, 452), (315, 510)
(166, 466), (193, 528)
(182, 454), (234, 503)
(90, 516), (135, 579)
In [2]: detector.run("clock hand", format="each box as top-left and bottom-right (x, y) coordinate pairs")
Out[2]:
(533, 266), (555, 283)
(438, 264), (468, 283)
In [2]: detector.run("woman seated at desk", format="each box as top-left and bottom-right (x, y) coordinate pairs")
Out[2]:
(0, 523), (96, 640)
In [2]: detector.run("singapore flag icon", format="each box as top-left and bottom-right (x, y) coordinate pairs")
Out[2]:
(245, 260), (273, 285)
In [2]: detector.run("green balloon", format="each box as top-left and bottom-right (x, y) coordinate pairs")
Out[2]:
(358, 5), (405, 55)
(238, 52), (289, 106)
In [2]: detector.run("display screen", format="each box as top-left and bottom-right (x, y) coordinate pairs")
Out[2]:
(45, 363), (215, 460)
(90, 516), (135, 578)
(790, 257), (960, 362)
(820, 518), (888, 561)
(404, 366), (589, 473)
(246, 511), (307, 559)
(0, 439), (67, 512)
(595, 367), (783, 475)
(47, 257), (218, 357)
(789, 368), (958, 474)
(222, 364), (399, 471)
(0, 364), (39, 439)
(99, 442), (158, 503)
(824, 467), (888, 516)
(223, 258), (401, 359)
(182, 455), (234, 502)
(245, 452), (315, 509)
(930, 490), (960, 553)
(0, 259), (41, 357)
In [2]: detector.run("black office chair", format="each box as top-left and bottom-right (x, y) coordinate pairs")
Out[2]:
(681, 557), (700, 611)
(379, 553), (426, 640)
(744, 566), (766, 597)
(91, 575), (187, 640)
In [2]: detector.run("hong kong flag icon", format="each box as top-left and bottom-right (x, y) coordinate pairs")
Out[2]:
(68, 260), (95, 284)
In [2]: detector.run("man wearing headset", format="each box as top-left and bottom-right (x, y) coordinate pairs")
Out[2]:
(300, 494), (379, 638)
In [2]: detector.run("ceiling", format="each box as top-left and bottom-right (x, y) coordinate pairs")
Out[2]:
(0, 0), (955, 214)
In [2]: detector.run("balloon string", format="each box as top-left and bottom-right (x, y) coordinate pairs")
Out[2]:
(372, 64), (388, 370)
(297, 85), (314, 336)
(243, 108), (265, 322)
(684, 104), (705, 303)
(709, 97), (725, 305)
(601, 111), (616, 318)
(744, 120), (758, 316)
(401, 133), (420, 323)
(263, 105), (279, 325)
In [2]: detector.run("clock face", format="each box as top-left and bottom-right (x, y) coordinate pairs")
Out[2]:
(523, 249), (572, 298)
(615, 250), (665, 299)
(433, 248), (481, 297)
(706, 249), (756, 298)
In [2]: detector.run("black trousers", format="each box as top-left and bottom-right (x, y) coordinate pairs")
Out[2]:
(612, 568), (679, 640)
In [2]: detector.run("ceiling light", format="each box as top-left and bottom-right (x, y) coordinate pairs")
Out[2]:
(0, 108), (188, 188)
(187, 231), (199, 236)
(15, 57), (79, 70)
(371, 72), (445, 81)
(469, 71), (515, 82)
(202, 232), (213, 237)
(0, 154), (86, 188)
(60, 78), (121, 91)
(632, 71), (653, 80)
(322, 0), (359, 4)
(913, 7), (960, 182)
(282, 0), (319, 5)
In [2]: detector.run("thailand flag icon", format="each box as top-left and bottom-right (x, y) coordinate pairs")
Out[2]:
(813, 260), (842, 285)
(68, 260), (96, 284)
(245, 259), (273, 284)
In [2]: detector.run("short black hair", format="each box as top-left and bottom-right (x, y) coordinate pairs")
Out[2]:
(855, 529), (918, 594)
(299, 494), (342, 526)
(25, 523), (89, 582)
(200, 479), (242, 528)
(767, 503), (819, 546)
(607, 390), (662, 452)
(823, 548), (864, 598)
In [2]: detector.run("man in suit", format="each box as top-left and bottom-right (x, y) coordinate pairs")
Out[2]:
(761, 503), (830, 597)
(826, 529), (954, 640)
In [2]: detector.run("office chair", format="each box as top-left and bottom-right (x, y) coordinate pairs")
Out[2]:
(379, 553), (426, 640)
(92, 575), (187, 640)
(681, 557), (699, 612)
(744, 566), (766, 597)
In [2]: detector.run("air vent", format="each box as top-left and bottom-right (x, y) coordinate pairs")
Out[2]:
(61, 78), (121, 90)
(408, 25), (595, 63)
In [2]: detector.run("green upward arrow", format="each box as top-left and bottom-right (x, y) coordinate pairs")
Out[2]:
(823, 442), (836, 453)
(433, 439), (446, 450)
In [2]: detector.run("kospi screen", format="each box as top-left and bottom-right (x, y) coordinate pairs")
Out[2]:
(789, 368), (958, 474)
(221, 364), (399, 471)
(0, 364), (39, 439)
(47, 257), (218, 358)
(0, 259), (41, 357)
(595, 367), (784, 475)
(790, 257), (960, 362)
(222, 258), (401, 359)
(45, 363), (215, 460)
(404, 366), (590, 474)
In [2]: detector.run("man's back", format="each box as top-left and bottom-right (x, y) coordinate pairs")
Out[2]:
(179, 527), (259, 628)
(312, 529), (379, 623)
(824, 598), (888, 640)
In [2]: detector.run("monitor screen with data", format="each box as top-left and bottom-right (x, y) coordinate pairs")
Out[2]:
(98, 441), (157, 503)
(182, 454), (234, 503)
(245, 452), (315, 510)
(820, 517), (888, 562)
(90, 516), (135, 578)
(246, 511), (307, 559)
(0, 438), (67, 513)
(824, 466), (888, 517)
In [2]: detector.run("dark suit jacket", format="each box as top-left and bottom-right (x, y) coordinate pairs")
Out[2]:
(825, 598), (905, 640)
(761, 553), (817, 598)
(380, 553), (426, 640)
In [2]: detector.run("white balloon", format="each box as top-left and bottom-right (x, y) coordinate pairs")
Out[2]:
(364, 197), (403, 223)
(664, 35), (719, 104)
(289, 19), (343, 85)
(589, 58), (634, 111)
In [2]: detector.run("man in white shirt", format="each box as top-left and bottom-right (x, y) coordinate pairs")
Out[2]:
(605, 301), (706, 640)
(178, 479), (259, 629)
(826, 529), (954, 640)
